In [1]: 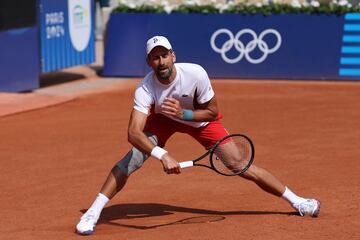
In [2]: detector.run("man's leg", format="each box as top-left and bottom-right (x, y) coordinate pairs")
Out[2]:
(243, 164), (320, 216)
(99, 165), (128, 199)
(217, 141), (320, 217)
(75, 134), (158, 235)
(215, 141), (285, 196)
(241, 165), (285, 196)
(189, 120), (320, 217)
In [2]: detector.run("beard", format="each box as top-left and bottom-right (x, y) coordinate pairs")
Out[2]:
(155, 65), (173, 81)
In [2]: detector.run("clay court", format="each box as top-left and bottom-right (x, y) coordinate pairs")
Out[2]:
(1, 78), (360, 239)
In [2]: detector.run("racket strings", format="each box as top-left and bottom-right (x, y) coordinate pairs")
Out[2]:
(212, 136), (253, 175)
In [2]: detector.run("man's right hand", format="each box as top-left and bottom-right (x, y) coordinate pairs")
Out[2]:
(160, 153), (181, 174)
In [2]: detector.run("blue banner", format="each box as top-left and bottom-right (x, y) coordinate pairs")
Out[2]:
(103, 13), (358, 80)
(0, 27), (39, 92)
(339, 13), (360, 77)
(39, 0), (95, 73)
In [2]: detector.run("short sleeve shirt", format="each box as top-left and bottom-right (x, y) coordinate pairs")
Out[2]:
(134, 63), (215, 128)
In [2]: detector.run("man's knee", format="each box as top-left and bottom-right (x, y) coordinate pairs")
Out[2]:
(116, 148), (147, 176)
(116, 133), (159, 176)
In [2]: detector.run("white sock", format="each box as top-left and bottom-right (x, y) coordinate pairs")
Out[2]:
(282, 187), (306, 206)
(87, 193), (109, 216)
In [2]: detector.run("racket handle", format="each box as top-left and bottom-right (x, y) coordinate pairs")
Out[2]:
(179, 161), (194, 168)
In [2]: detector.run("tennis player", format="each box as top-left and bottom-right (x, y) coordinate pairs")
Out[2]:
(76, 36), (320, 235)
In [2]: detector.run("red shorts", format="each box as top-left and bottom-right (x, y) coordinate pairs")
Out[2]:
(144, 113), (229, 150)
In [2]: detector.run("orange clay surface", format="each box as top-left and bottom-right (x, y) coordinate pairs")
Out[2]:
(1, 79), (360, 240)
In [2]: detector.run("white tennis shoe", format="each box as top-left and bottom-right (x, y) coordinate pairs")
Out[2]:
(76, 209), (99, 235)
(294, 199), (321, 217)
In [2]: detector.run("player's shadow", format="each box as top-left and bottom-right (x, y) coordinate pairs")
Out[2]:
(80, 203), (296, 230)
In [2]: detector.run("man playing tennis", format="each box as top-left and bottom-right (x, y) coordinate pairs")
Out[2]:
(76, 36), (320, 235)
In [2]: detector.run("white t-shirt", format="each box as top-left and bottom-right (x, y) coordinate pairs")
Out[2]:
(133, 63), (215, 128)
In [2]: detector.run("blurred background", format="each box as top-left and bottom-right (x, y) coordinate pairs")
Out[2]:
(1, 0), (360, 92)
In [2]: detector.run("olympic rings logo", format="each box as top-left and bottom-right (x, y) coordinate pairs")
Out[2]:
(210, 28), (282, 64)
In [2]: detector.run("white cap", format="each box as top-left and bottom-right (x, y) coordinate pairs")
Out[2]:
(146, 36), (172, 55)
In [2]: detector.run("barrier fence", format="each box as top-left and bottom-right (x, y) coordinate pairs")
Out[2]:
(103, 13), (360, 80)
(0, 0), (95, 92)
(2, 4), (360, 92)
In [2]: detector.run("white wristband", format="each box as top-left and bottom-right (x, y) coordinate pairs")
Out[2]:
(151, 146), (168, 160)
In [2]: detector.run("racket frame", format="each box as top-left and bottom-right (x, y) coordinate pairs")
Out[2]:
(209, 134), (255, 176)
(180, 134), (255, 176)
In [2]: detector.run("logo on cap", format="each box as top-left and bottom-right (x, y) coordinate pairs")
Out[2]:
(146, 36), (172, 54)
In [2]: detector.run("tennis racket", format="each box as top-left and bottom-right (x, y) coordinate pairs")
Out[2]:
(179, 134), (254, 176)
